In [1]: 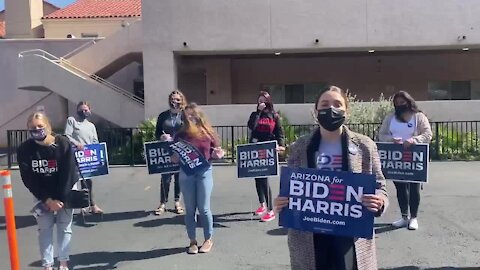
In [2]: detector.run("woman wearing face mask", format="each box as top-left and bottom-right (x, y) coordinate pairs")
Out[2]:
(274, 86), (388, 270)
(174, 103), (224, 254)
(378, 91), (432, 230)
(247, 91), (285, 222)
(64, 101), (102, 214)
(153, 90), (187, 215)
(17, 112), (78, 270)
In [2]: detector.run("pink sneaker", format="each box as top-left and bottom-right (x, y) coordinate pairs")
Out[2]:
(260, 211), (276, 222)
(255, 206), (267, 216)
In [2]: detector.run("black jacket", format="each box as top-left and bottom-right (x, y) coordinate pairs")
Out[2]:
(17, 135), (78, 203)
(155, 110), (184, 140)
(247, 110), (285, 146)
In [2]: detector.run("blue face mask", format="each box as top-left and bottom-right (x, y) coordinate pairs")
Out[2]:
(29, 128), (47, 141)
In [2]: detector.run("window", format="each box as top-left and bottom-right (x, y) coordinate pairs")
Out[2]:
(428, 81), (471, 100)
(81, 33), (99, 38)
(262, 83), (328, 104)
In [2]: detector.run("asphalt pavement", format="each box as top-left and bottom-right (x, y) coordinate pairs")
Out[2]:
(1, 162), (479, 269)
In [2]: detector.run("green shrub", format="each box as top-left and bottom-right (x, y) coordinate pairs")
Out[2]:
(431, 124), (480, 160)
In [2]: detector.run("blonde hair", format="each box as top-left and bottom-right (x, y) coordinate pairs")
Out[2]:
(180, 103), (218, 141)
(27, 112), (53, 135)
(169, 90), (188, 110)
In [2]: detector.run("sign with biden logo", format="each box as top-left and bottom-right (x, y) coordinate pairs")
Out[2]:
(376, 142), (429, 183)
(236, 141), (279, 178)
(279, 166), (376, 239)
(75, 143), (109, 178)
(144, 141), (180, 175)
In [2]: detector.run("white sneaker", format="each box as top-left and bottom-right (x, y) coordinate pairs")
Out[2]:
(408, 218), (419, 230)
(58, 266), (69, 270)
(392, 217), (409, 228)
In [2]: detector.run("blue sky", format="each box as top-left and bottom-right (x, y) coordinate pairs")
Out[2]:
(0, 0), (76, 11)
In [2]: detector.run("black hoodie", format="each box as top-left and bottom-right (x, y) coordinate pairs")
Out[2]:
(17, 135), (78, 203)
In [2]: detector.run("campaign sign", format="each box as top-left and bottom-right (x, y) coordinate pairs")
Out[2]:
(169, 139), (210, 176)
(144, 141), (180, 175)
(279, 166), (376, 239)
(237, 141), (278, 178)
(75, 143), (109, 178)
(376, 142), (429, 183)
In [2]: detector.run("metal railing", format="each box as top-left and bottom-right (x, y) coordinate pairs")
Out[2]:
(7, 121), (480, 168)
(62, 39), (101, 59)
(18, 49), (144, 105)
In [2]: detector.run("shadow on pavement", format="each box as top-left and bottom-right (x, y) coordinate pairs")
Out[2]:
(30, 247), (186, 270)
(0, 215), (36, 230)
(267, 227), (288, 236)
(75, 210), (150, 228)
(374, 223), (403, 234)
(133, 211), (257, 229)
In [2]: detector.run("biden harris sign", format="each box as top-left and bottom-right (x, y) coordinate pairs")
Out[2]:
(376, 142), (429, 183)
(75, 143), (109, 178)
(279, 166), (376, 239)
(236, 141), (279, 178)
(144, 141), (180, 175)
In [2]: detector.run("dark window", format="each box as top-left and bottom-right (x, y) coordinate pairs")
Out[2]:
(262, 83), (327, 103)
(428, 80), (471, 100)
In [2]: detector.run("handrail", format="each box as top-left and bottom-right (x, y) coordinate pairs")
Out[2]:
(59, 59), (144, 104)
(18, 49), (144, 105)
(62, 39), (99, 59)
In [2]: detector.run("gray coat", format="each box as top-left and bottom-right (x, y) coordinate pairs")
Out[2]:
(286, 127), (389, 270)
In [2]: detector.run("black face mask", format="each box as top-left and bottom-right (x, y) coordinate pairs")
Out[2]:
(77, 111), (91, 120)
(394, 104), (409, 117)
(170, 101), (180, 110)
(317, 107), (346, 131)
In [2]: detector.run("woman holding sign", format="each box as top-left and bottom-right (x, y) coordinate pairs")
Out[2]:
(153, 90), (187, 215)
(64, 101), (103, 214)
(174, 103), (224, 254)
(18, 112), (78, 270)
(247, 91), (285, 222)
(379, 91), (432, 230)
(274, 86), (388, 270)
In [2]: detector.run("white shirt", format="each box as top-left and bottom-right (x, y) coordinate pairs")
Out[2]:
(389, 116), (416, 141)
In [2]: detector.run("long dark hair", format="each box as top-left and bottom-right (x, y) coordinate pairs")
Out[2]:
(315, 85), (349, 110)
(258, 91), (275, 113)
(393, 91), (422, 121)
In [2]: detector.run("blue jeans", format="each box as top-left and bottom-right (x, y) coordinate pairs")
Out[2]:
(36, 208), (74, 267)
(179, 166), (214, 241)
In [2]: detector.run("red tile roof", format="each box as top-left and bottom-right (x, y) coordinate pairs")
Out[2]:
(0, 21), (5, 38)
(43, 0), (141, 19)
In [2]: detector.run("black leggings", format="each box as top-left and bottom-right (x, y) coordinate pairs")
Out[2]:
(160, 173), (180, 204)
(394, 182), (421, 218)
(81, 179), (95, 206)
(255, 177), (273, 211)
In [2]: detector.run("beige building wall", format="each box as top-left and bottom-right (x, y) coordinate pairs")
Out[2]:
(42, 18), (140, 39)
(143, 0), (480, 119)
(178, 51), (480, 105)
(5, 0), (44, 38)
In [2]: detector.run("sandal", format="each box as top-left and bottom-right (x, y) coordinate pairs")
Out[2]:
(154, 204), (166, 215)
(90, 205), (104, 214)
(174, 202), (184, 214)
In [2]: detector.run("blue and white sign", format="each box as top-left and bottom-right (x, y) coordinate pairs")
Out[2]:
(237, 141), (278, 178)
(75, 143), (109, 178)
(279, 166), (376, 239)
(376, 142), (429, 183)
(169, 139), (210, 176)
(144, 141), (180, 175)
